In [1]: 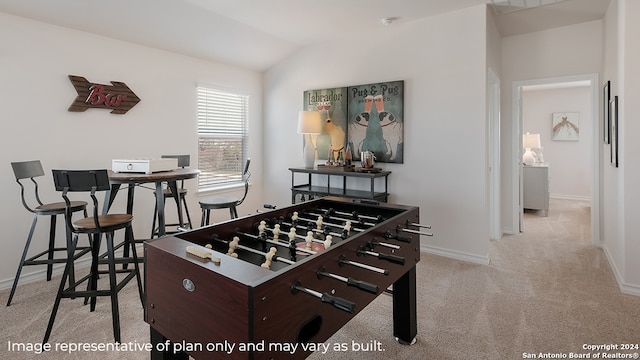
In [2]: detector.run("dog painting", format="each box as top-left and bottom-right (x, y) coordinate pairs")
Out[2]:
(347, 81), (404, 163)
(303, 87), (348, 161)
(302, 81), (404, 164)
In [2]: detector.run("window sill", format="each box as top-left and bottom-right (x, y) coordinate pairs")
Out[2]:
(197, 182), (249, 197)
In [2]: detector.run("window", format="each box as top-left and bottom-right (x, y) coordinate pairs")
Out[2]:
(197, 86), (249, 191)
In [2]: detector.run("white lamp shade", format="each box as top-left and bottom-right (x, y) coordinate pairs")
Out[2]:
(523, 133), (541, 149)
(297, 111), (322, 134)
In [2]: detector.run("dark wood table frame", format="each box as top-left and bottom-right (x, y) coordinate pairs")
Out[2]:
(145, 196), (419, 360)
(289, 167), (391, 204)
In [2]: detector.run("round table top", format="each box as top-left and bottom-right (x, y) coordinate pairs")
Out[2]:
(108, 168), (200, 184)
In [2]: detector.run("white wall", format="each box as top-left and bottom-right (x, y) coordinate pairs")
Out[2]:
(601, 0), (622, 289)
(263, 5), (492, 264)
(604, 0), (640, 293)
(600, 0), (640, 295)
(522, 85), (592, 200)
(0, 12), (264, 288)
(621, 0), (640, 291)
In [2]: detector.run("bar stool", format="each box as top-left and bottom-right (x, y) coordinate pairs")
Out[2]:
(6, 160), (91, 306)
(151, 155), (193, 237)
(44, 169), (143, 343)
(199, 159), (250, 226)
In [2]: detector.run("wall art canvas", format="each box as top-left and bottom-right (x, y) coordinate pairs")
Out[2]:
(347, 80), (404, 163)
(303, 87), (348, 161)
(552, 112), (580, 141)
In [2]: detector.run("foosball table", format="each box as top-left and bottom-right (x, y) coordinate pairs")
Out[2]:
(144, 196), (431, 359)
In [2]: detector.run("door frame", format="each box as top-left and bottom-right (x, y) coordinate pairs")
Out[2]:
(511, 73), (601, 245)
(488, 68), (501, 240)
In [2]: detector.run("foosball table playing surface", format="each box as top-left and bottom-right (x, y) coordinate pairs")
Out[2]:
(144, 196), (429, 359)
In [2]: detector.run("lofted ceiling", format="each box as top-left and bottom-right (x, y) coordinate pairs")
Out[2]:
(0, 0), (610, 71)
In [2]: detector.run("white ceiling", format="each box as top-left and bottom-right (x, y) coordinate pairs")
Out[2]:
(0, 0), (610, 71)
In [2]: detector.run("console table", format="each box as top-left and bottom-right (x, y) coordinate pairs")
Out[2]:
(289, 167), (391, 204)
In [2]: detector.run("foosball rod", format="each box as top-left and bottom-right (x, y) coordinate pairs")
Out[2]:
(293, 212), (367, 233)
(406, 220), (432, 229)
(338, 255), (389, 275)
(317, 267), (379, 294)
(259, 221), (330, 247)
(397, 225), (434, 237)
(358, 247), (405, 265)
(210, 235), (295, 265)
(236, 231), (316, 255)
(291, 281), (356, 314)
(305, 211), (376, 228)
(370, 240), (400, 250)
(316, 207), (382, 222)
(278, 219), (347, 240)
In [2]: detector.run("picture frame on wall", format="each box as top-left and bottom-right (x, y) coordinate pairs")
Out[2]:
(603, 80), (610, 144)
(302, 87), (349, 161)
(551, 112), (580, 141)
(610, 96), (619, 167)
(303, 80), (405, 164)
(347, 80), (404, 163)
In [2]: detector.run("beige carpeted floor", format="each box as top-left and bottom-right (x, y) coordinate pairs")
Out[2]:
(2, 199), (639, 359)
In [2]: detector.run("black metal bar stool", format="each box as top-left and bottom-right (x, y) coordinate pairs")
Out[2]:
(199, 159), (250, 226)
(7, 160), (91, 306)
(44, 169), (144, 343)
(151, 155), (193, 237)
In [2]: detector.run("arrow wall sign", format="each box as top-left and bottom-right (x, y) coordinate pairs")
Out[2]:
(68, 75), (141, 114)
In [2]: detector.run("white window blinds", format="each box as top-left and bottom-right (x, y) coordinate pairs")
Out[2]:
(197, 86), (249, 190)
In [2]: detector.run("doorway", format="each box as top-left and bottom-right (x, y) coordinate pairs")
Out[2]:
(511, 74), (601, 245)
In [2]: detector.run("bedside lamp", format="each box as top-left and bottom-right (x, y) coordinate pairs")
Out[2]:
(523, 132), (541, 166)
(297, 110), (322, 168)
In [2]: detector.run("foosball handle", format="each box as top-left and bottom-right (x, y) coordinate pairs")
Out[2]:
(345, 277), (379, 294)
(353, 198), (379, 205)
(384, 231), (411, 243)
(320, 293), (356, 314)
(317, 267), (379, 294)
(379, 253), (405, 265)
(291, 281), (356, 314)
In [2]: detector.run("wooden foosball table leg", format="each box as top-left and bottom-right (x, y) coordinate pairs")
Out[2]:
(151, 327), (189, 360)
(393, 265), (418, 345)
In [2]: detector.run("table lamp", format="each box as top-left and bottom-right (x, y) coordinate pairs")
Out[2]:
(297, 110), (322, 168)
(522, 132), (541, 166)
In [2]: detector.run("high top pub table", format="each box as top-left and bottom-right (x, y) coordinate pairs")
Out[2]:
(105, 168), (200, 237)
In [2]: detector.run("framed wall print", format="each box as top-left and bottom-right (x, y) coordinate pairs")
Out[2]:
(347, 80), (404, 163)
(603, 80), (610, 144)
(303, 87), (348, 161)
(552, 112), (580, 141)
(610, 96), (619, 167)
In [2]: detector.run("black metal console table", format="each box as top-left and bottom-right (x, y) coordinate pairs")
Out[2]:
(289, 167), (391, 204)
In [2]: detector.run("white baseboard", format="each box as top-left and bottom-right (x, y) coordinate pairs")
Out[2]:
(420, 243), (490, 265)
(602, 245), (640, 296)
(550, 194), (591, 202)
(0, 257), (93, 291)
(0, 244), (144, 291)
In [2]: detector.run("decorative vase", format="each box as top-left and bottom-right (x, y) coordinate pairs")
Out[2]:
(303, 134), (315, 168)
